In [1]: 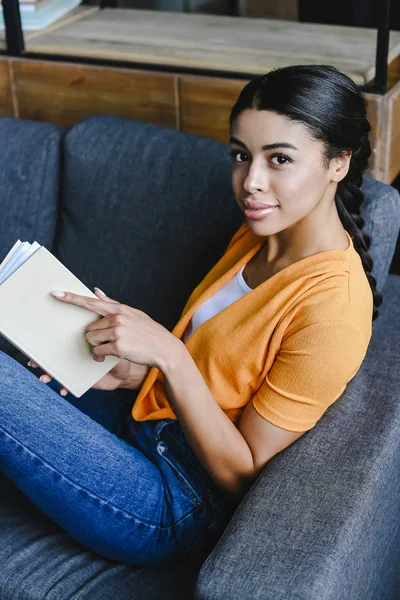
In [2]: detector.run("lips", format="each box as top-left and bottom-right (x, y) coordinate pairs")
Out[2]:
(244, 200), (278, 210)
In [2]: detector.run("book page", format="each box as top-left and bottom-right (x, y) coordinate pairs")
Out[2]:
(0, 241), (41, 285)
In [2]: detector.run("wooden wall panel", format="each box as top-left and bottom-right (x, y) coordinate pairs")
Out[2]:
(388, 81), (400, 183)
(2, 56), (397, 183)
(0, 59), (15, 118)
(365, 92), (385, 182)
(179, 76), (248, 143)
(387, 56), (400, 92)
(11, 59), (178, 129)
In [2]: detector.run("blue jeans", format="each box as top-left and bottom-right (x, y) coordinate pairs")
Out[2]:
(0, 351), (239, 566)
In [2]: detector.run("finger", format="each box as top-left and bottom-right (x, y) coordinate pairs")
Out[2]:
(92, 343), (118, 362)
(86, 314), (121, 333)
(51, 291), (120, 317)
(27, 360), (39, 368)
(94, 288), (119, 304)
(38, 373), (69, 396)
(85, 326), (115, 347)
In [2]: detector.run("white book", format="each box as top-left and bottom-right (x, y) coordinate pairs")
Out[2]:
(0, 241), (120, 397)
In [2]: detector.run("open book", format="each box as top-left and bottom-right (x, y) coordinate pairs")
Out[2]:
(0, 241), (120, 397)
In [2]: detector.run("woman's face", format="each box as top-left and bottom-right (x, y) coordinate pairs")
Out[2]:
(230, 109), (343, 239)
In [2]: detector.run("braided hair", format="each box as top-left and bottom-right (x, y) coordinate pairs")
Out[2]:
(230, 65), (383, 320)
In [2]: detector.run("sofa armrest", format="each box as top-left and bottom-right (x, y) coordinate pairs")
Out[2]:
(195, 275), (400, 600)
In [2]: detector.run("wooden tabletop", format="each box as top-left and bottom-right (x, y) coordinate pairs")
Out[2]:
(19, 8), (400, 84)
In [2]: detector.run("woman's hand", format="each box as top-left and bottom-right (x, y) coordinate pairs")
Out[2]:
(28, 356), (149, 395)
(50, 286), (179, 371)
(27, 288), (158, 396)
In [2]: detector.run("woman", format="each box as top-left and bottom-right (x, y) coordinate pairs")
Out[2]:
(0, 65), (381, 567)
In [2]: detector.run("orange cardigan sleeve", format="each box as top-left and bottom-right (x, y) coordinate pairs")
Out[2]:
(252, 317), (372, 432)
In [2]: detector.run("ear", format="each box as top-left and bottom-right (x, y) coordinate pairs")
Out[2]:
(329, 151), (352, 183)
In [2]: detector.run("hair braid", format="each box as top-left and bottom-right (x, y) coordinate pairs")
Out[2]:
(334, 134), (383, 320)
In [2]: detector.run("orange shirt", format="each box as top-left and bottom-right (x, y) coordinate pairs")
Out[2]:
(131, 221), (373, 432)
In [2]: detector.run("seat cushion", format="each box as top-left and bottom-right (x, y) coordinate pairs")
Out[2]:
(0, 118), (65, 361)
(0, 472), (211, 600)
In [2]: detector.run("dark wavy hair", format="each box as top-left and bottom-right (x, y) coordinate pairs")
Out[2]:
(230, 65), (382, 320)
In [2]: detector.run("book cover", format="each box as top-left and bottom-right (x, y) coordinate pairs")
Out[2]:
(0, 245), (121, 397)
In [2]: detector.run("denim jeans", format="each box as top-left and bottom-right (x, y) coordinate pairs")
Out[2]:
(0, 351), (239, 567)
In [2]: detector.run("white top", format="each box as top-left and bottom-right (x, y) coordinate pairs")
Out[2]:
(182, 264), (252, 343)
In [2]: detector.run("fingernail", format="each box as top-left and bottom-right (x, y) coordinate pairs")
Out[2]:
(94, 287), (106, 296)
(27, 360), (32, 366)
(51, 291), (66, 298)
(60, 389), (68, 396)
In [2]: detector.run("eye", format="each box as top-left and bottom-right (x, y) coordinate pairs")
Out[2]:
(229, 149), (249, 163)
(269, 153), (293, 166)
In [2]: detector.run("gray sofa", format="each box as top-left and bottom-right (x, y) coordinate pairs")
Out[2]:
(0, 115), (399, 600)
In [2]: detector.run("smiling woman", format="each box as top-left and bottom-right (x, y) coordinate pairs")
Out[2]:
(0, 65), (380, 568)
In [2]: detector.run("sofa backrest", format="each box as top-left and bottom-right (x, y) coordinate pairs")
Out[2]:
(55, 116), (244, 331)
(0, 118), (65, 259)
(0, 117), (65, 358)
(360, 177), (400, 293)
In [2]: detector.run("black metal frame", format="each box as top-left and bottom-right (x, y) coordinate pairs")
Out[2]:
(1, 0), (393, 94)
(1, 0), (24, 56)
(373, 0), (391, 94)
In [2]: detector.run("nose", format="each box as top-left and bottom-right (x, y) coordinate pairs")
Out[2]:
(242, 161), (269, 194)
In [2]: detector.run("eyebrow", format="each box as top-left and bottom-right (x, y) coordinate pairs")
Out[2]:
(229, 136), (299, 152)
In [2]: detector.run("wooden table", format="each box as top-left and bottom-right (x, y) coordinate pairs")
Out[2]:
(24, 8), (400, 85)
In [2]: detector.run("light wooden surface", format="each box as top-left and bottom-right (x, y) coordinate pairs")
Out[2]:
(11, 58), (177, 128)
(25, 8), (400, 85)
(24, 5), (98, 41)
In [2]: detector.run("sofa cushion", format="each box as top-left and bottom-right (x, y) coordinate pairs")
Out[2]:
(55, 115), (246, 331)
(55, 116), (399, 332)
(56, 116), (242, 328)
(0, 473), (209, 600)
(0, 118), (65, 361)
